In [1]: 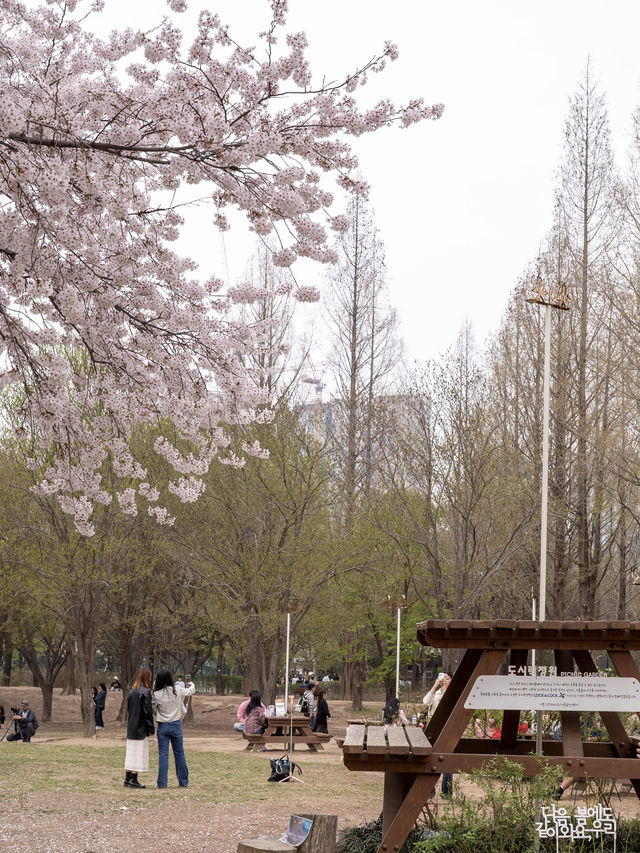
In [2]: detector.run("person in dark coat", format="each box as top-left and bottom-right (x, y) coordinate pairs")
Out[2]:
(311, 688), (331, 734)
(94, 682), (107, 730)
(124, 667), (155, 788)
(13, 700), (37, 742)
(383, 697), (409, 725)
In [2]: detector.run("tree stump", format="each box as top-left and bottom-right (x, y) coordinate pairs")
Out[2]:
(236, 815), (337, 853)
(297, 814), (337, 853)
(237, 838), (294, 852)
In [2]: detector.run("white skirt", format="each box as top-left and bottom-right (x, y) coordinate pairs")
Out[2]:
(125, 737), (149, 772)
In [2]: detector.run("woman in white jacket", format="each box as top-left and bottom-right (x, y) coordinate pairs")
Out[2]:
(152, 669), (196, 789)
(423, 672), (452, 797)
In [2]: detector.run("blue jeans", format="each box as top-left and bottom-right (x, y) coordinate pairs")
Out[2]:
(157, 720), (189, 787)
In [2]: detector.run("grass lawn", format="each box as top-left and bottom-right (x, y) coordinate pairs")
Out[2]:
(1, 741), (383, 851)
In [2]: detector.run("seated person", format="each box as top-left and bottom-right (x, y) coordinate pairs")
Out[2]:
(235, 690), (265, 732)
(244, 692), (267, 752)
(109, 676), (122, 691)
(474, 715), (496, 738)
(13, 700), (38, 742)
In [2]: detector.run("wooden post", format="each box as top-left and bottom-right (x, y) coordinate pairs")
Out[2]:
(297, 814), (337, 853)
(237, 815), (337, 853)
(382, 772), (406, 837)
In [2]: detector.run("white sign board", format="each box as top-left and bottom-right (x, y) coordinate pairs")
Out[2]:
(465, 675), (640, 711)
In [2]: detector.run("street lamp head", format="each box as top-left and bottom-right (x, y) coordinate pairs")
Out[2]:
(525, 272), (571, 311)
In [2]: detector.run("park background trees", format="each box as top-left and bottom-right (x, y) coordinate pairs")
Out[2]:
(3, 13), (640, 726)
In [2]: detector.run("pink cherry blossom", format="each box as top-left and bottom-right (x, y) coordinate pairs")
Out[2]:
(0, 0), (442, 532)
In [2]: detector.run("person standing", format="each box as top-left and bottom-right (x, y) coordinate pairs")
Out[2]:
(94, 682), (107, 730)
(124, 668), (154, 788)
(311, 688), (331, 733)
(152, 669), (196, 789)
(423, 673), (452, 797)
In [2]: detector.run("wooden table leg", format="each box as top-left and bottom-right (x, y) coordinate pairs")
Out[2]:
(599, 649), (640, 801)
(378, 774), (436, 853)
(382, 772), (412, 838)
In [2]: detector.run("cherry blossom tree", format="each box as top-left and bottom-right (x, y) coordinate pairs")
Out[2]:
(0, 0), (442, 533)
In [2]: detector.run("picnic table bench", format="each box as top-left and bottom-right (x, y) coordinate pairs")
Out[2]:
(343, 723), (431, 762)
(243, 715), (331, 752)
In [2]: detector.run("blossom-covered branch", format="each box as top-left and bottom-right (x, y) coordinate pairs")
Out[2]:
(0, 0), (443, 533)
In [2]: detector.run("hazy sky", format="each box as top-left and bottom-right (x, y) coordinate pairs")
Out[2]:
(93, 0), (640, 364)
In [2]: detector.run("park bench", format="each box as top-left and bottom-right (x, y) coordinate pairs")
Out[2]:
(242, 714), (331, 751)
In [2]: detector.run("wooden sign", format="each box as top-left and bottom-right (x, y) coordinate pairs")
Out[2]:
(465, 675), (640, 711)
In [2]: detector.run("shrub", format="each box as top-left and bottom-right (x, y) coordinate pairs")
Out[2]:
(413, 757), (562, 853)
(337, 815), (425, 853)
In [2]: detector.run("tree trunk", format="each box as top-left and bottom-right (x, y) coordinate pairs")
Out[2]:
(20, 644), (67, 723)
(340, 660), (353, 701)
(245, 619), (263, 695)
(618, 504), (628, 619)
(60, 653), (76, 695)
(349, 660), (364, 712)
(115, 631), (136, 723)
(1, 633), (12, 685)
(298, 814), (337, 853)
(216, 635), (226, 695)
(264, 631), (283, 705)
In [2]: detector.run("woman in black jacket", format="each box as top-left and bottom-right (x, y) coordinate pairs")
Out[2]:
(311, 688), (331, 734)
(124, 667), (155, 789)
(94, 683), (107, 730)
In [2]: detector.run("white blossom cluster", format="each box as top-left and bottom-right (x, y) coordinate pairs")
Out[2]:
(0, 0), (442, 532)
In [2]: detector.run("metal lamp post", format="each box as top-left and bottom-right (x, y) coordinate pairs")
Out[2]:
(387, 594), (408, 699)
(526, 273), (570, 753)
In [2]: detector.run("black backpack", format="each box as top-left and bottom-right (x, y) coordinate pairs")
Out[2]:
(267, 754), (302, 782)
(295, 691), (310, 716)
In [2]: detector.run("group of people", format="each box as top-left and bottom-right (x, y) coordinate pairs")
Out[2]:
(123, 667), (196, 789)
(234, 682), (332, 741)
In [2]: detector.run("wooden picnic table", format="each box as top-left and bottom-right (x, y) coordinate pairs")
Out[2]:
(340, 619), (640, 853)
(243, 715), (331, 752)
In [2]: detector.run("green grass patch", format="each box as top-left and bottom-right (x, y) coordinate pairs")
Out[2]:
(0, 743), (381, 806)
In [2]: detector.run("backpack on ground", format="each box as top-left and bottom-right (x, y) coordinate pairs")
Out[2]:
(267, 754), (303, 782)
